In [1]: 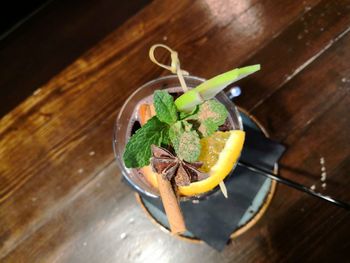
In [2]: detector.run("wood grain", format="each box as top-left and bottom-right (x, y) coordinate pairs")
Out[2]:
(0, 0), (151, 117)
(236, 0), (350, 111)
(0, 0), (350, 262)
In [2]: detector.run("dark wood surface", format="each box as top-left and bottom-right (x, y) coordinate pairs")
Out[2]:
(0, 0), (151, 117)
(1, 0), (350, 262)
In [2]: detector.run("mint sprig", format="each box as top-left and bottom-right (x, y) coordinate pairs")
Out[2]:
(169, 121), (201, 163)
(123, 116), (168, 168)
(154, 90), (178, 125)
(182, 99), (228, 137)
(197, 99), (228, 137)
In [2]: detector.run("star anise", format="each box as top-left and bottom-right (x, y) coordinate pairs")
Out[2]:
(150, 145), (208, 186)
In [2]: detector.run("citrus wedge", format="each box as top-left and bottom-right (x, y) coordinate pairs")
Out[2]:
(142, 130), (245, 196)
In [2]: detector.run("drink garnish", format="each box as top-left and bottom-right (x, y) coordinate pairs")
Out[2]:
(169, 120), (201, 163)
(123, 116), (168, 168)
(138, 104), (155, 125)
(183, 99), (228, 137)
(153, 90), (178, 125)
(149, 44), (189, 92)
(150, 145), (208, 186)
(123, 90), (229, 167)
(174, 89), (203, 113)
(175, 65), (260, 112)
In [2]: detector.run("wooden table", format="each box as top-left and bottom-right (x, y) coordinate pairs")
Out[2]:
(1, 0), (349, 262)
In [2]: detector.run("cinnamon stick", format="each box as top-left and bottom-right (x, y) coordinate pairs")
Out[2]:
(156, 173), (186, 234)
(139, 103), (186, 234)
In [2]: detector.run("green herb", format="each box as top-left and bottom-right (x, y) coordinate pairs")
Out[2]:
(168, 121), (183, 155)
(175, 65), (260, 112)
(179, 105), (199, 120)
(198, 119), (218, 137)
(153, 90), (178, 125)
(194, 99), (228, 137)
(180, 99), (228, 137)
(161, 128), (171, 145)
(169, 121), (201, 163)
(123, 116), (168, 168)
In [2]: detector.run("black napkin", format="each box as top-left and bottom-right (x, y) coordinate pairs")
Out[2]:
(138, 112), (286, 250)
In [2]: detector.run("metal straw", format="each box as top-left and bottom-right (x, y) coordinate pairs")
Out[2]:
(238, 161), (350, 211)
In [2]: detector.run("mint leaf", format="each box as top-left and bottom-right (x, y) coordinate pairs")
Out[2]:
(154, 90), (178, 125)
(169, 121), (201, 162)
(169, 121), (183, 153)
(195, 99), (228, 137)
(123, 116), (168, 168)
(197, 99), (228, 125)
(198, 119), (217, 137)
(179, 105), (199, 120)
(161, 128), (171, 145)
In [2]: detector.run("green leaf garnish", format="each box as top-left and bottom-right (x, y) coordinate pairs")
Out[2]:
(153, 90), (178, 125)
(123, 116), (168, 168)
(186, 99), (228, 137)
(175, 64), (260, 112)
(174, 89), (204, 113)
(179, 105), (199, 120)
(197, 100), (228, 125)
(161, 128), (171, 146)
(198, 119), (218, 137)
(196, 65), (260, 100)
(169, 121), (201, 162)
